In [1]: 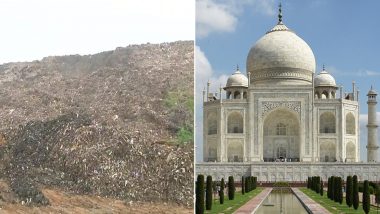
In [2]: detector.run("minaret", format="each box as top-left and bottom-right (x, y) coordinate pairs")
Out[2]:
(367, 86), (378, 162)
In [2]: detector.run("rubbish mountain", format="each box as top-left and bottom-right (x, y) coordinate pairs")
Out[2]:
(0, 41), (194, 208)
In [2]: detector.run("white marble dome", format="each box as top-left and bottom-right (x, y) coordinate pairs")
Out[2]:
(314, 69), (336, 87)
(226, 69), (248, 88)
(247, 23), (316, 85)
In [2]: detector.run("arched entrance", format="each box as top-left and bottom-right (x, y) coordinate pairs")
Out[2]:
(263, 109), (300, 162)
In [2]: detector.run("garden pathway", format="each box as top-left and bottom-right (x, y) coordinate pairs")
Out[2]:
(233, 188), (272, 214)
(292, 188), (330, 214)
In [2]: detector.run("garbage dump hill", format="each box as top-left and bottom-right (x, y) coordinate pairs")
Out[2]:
(0, 41), (194, 208)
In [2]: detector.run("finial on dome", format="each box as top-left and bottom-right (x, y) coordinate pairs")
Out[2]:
(323, 64), (325, 71)
(236, 64), (239, 71)
(278, 2), (283, 24)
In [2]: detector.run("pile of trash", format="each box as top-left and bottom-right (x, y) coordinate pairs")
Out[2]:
(0, 41), (194, 207)
(2, 110), (193, 207)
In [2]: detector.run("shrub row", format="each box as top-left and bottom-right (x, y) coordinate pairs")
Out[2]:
(195, 175), (257, 213)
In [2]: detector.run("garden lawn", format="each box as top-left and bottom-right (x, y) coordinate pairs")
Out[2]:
(205, 188), (263, 214)
(300, 188), (380, 214)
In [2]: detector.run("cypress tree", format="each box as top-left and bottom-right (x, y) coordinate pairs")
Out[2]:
(206, 176), (212, 210)
(195, 174), (204, 214)
(330, 176), (335, 201)
(320, 179), (323, 196)
(245, 176), (249, 193)
(363, 180), (370, 214)
(353, 175), (359, 210)
(334, 176), (339, 202)
(228, 176), (235, 200)
(338, 177), (343, 204)
(316, 176), (321, 194)
(346, 176), (353, 207)
(219, 178), (225, 204)
(328, 177), (331, 199)
(241, 176), (245, 195)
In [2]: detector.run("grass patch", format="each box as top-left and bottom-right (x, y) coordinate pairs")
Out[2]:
(176, 126), (193, 144)
(300, 188), (380, 214)
(205, 187), (263, 214)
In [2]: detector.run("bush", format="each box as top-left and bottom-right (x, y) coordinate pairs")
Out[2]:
(253, 177), (257, 190)
(353, 175), (359, 210)
(219, 178), (225, 204)
(346, 176), (353, 207)
(327, 177), (331, 199)
(241, 176), (245, 195)
(363, 180), (370, 214)
(337, 177), (343, 204)
(196, 175), (204, 214)
(206, 176), (212, 210)
(320, 179), (323, 196)
(228, 176), (235, 200)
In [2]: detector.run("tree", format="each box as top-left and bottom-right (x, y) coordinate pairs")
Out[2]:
(320, 179), (323, 196)
(206, 176), (212, 210)
(196, 174), (204, 214)
(353, 175), (359, 210)
(327, 177), (331, 199)
(346, 176), (353, 207)
(245, 176), (250, 193)
(338, 177), (343, 204)
(241, 176), (245, 195)
(219, 178), (225, 204)
(253, 177), (257, 190)
(331, 176), (335, 201)
(363, 180), (370, 214)
(228, 176), (235, 200)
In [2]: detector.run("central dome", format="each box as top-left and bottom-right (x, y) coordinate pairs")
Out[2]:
(247, 23), (316, 86)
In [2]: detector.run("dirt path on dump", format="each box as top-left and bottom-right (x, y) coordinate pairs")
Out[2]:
(0, 181), (192, 214)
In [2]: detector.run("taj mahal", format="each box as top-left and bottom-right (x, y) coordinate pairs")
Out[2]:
(196, 5), (380, 182)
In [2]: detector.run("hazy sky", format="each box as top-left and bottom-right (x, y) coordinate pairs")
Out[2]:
(195, 0), (380, 162)
(0, 0), (194, 64)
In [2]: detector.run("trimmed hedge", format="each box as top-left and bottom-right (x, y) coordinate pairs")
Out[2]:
(346, 176), (353, 207)
(219, 178), (225, 204)
(206, 176), (212, 210)
(353, 175), (359, 210)
(363, 180), (370, 214)
(228, 176), (235, 200)
(196, 174), (204, 214)
(241, 176), (245, 195)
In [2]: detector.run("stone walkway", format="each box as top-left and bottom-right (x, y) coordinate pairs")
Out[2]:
(233, 188), (272, 214)
(292, 188), (330, 214)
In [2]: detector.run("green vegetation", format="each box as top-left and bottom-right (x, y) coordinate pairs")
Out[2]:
(228, 176), (235, 200)
(163, 90), (193, 112)
(206, 176), (213, 210)
(205, 187), (263, 214)
(241, 176), (245, 195)
(353, 175), (359, 210)
(320, 179), (323, 196)
(220, 178), (225, 204)
(163, 89), (194, 144)
(346, 176), (353, 207)
(273, 181), (290, 187)
(363, 180), (370, 214)
(301, 187), (379, 214)
(196, 174), (204, 214)
(176, 126), (193, 144)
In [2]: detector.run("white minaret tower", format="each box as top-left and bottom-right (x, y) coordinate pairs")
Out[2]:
(367, 86), (378, 162)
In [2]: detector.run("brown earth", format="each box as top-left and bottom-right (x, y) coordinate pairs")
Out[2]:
(0, 180), (192, 214)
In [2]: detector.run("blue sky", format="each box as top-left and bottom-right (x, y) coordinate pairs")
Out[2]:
(0, 0), (194, 64)
(195, 0), (380, 162)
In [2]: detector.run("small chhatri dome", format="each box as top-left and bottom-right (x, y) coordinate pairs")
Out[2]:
(246, 3), (316, 86)
(367, 85), (378, 95)
(314, 66), (336, 87)
(225, 66), (248, 88)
